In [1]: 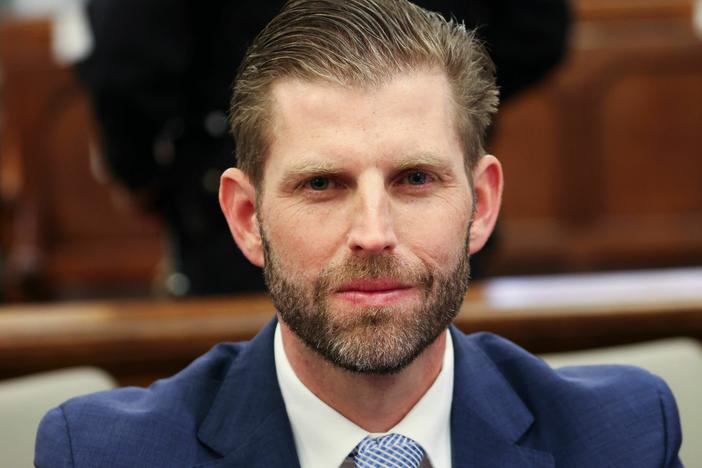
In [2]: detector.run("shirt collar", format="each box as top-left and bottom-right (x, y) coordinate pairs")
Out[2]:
(274, 323), (454, 468)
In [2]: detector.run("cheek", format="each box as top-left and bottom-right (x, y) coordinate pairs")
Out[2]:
(406, 223), (466, 267)
(264, 202), (348, 276)
(395, 198), (471, 265)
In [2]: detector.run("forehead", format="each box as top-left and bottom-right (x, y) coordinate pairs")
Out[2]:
(263, 70), (464, 178)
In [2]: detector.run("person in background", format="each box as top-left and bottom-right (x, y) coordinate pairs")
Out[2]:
(75, 0), (569, 296)
(37, 1), (680, 466)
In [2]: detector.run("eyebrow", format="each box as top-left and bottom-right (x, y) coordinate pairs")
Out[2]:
(279, 161), (344, 187)
(278, 152), (455, 187)
(394, 153), (454, 173)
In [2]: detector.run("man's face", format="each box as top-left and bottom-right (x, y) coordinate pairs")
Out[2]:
(257, 70), (476, 373)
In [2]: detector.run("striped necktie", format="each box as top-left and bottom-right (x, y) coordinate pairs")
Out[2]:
(350, 433), (425, 467)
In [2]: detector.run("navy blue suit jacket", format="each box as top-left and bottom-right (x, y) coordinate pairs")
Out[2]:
(36, 320), (682, 467)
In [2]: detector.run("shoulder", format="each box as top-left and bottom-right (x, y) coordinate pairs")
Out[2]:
(453, 331), (682, 466)
(35, 342), (245, 468)
(461, 331), (676, 408)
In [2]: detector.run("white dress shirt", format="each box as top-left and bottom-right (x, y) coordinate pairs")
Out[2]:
(274, 324), (454, 468)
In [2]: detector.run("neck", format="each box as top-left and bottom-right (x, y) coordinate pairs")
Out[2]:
(279, 319), (447, 433)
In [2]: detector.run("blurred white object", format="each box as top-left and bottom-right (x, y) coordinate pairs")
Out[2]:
(484, 267), (702, 309)
(9, 0), (83, 17)
(695, 0), (702, 39)
(542, 338), (702, 467)
(52, 1), (93, 64)
(8, 0), (93, 64)
(0, 367), (115, 467)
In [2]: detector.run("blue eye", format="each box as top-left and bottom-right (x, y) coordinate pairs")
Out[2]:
(307, 177), (330, 190)
(406, 171), (428, 185)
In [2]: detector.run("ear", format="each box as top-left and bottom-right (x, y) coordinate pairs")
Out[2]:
(469, 155), (503, 255)
(219, 168), (264, 267)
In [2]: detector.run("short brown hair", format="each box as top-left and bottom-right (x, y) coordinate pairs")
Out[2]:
(230, 0), (499, 187)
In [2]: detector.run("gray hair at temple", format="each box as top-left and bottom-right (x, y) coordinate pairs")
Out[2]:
(230, 0), (499, 187)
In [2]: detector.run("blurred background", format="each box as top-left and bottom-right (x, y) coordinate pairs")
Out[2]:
(1, 0), (701, 303)
(1, 0), (702, 465)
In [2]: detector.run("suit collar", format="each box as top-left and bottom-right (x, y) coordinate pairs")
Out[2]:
(195, 318), (300, 468)
(194, 320), (552, 467)
(449, 326), (554, 467)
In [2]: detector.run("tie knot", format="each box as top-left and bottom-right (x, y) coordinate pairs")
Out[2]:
(351, 433), (425, 468)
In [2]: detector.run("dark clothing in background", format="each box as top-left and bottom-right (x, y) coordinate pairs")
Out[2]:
(76, 0), (570, 296)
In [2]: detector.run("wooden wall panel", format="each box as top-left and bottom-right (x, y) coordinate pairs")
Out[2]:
(575, 0), (693, 20)
(487, 8), (702, 275)
(491, 90), (561, 221)
(601, 73), (702, 216)
(0, 20), (164, 300)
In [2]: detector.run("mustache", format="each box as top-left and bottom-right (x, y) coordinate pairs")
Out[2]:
(315, 254), (434, 293)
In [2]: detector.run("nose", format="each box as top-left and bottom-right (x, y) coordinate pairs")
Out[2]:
(346, 182), (398, 254)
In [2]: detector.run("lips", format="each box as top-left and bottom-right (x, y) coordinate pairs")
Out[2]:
(333, 279), (415, 307)
(335, 279), (413, 293)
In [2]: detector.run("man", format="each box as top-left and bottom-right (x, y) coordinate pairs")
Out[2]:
(74, 0), (568, 295)
(36, 1), (681, 467)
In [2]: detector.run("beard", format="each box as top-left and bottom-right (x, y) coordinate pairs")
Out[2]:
(261, 226), (471, 375)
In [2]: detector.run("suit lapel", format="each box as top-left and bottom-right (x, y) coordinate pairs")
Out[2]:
(449, 326), (554, 467)
(194, 319), (300, 468)
(192, 320), (553, 467)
